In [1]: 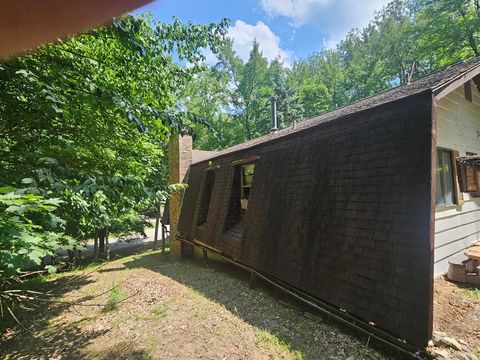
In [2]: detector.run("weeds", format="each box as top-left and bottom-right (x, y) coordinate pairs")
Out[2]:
(255, 330), (303, 360)
(102, 285), (126, 313)
(137, 304), (169, 321)
(151, 305), (169, 317)
(463, 287), (480, 300)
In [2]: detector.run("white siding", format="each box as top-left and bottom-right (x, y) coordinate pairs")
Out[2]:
(435, 81), (480, 276)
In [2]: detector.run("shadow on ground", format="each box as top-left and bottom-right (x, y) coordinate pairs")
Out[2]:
(120, 252), (399, 360)
(1, 251), (401, 359)
(0, 274), (146, 360)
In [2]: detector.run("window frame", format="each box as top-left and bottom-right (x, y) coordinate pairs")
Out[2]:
(196, 167), (217, 227)
(435, 148), (463, 211)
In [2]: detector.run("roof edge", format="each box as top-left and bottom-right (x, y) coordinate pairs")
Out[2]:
(433, 59), (480, 99)
(191, 89), (433, 166)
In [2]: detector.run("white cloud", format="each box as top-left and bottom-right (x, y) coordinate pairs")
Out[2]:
(260, 0), (390, 46)
(228, 20), (290, 65)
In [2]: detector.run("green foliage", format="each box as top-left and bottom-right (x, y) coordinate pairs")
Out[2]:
(102, 284), (127, 313)
(459, 287), (480, 300)
(416, 0), (480, 68)
(0, 14), (227, 297)
(0, 187), (75, 283)
(0, 15), (228, 185)
(189, 0), (480, 144)
(185, 39), (302, 149)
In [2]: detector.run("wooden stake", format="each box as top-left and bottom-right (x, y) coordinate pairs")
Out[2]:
(249, 272), (256, 289)
(203, 249), (208, 267)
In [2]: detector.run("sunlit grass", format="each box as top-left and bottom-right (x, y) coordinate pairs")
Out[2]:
(463, 287), (480, 300)
(102, 285), (127, 313)
(255, 330), (303, 360)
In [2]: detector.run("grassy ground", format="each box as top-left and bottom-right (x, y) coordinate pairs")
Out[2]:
(0, 250), (390, 360)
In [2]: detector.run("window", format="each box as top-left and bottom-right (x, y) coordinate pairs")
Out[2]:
(224, 161), (256, 230)
(197, 170), (215, 226)
(436, 148), (456, 206)
(241, 163), (255, 211)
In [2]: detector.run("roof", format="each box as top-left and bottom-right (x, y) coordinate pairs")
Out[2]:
(193, 57), (480, 164)
(192, 150), (218, 164)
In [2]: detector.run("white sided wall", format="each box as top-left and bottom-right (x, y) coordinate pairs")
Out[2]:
(435, 80), (480, 277)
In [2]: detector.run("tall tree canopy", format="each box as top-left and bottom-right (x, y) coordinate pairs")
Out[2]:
(185, 0), (480, 152)
(0, 14), (228, 284)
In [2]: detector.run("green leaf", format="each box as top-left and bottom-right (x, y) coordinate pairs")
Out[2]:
(28, 249), (46, 265)
(0, 186), (16, 194)
(45, 265), (57, 274)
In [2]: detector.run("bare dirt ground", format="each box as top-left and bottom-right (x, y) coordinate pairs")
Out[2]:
(1, 250), (389, 360)
(433, 277), (480, 357)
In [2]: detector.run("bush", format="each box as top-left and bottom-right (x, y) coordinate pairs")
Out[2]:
(0, 187), (75, 286)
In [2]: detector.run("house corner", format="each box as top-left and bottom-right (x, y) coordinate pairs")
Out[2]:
(168, 134), (193, 259)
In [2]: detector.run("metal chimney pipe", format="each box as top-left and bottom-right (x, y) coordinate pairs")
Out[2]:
(270, 96), (278, 133)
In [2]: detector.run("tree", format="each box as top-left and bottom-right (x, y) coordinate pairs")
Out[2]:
(416, 0), (480, 68)
(0, 14), (228, 281)
(269, 58), (304, 127)
(0, 15), (228, 184)
(180, 67), (244, 150)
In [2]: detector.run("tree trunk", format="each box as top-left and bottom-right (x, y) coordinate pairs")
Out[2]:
(99, 232), (105, 257)
(154, 201), (161, 249)
(162, 224), (166, 255)
(93, 237), (99, 263)
(468, 32), (480, 57)
(105, 232), (110, 260)
(75, 249), (81, 266)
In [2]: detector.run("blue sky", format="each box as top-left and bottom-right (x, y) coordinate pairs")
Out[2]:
(135, 0), (390, 65)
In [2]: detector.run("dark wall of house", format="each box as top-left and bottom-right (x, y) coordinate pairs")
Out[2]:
(178, 91), (434, 346)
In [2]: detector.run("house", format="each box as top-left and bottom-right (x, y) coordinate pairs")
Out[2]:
(168, 57), (480, 348)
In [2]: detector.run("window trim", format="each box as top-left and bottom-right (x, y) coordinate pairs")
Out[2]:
(196, 167), (217, 226)
(231, 155), (260, 166)
(435, 148), (463, 211)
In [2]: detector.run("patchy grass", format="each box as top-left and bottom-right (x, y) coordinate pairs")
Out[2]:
(102, 284), (127, 313)
(151, 304), (169, 317)
(463, 287), (480, 301)
(138, 305), (170, 321)
(1, 250), (393, 359)
(255, 330), (303, 359)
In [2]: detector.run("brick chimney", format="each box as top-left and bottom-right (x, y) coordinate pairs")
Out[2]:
(168, 134), (192, 259)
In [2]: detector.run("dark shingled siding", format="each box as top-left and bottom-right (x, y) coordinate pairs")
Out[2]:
(178, 91), (434, 346)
